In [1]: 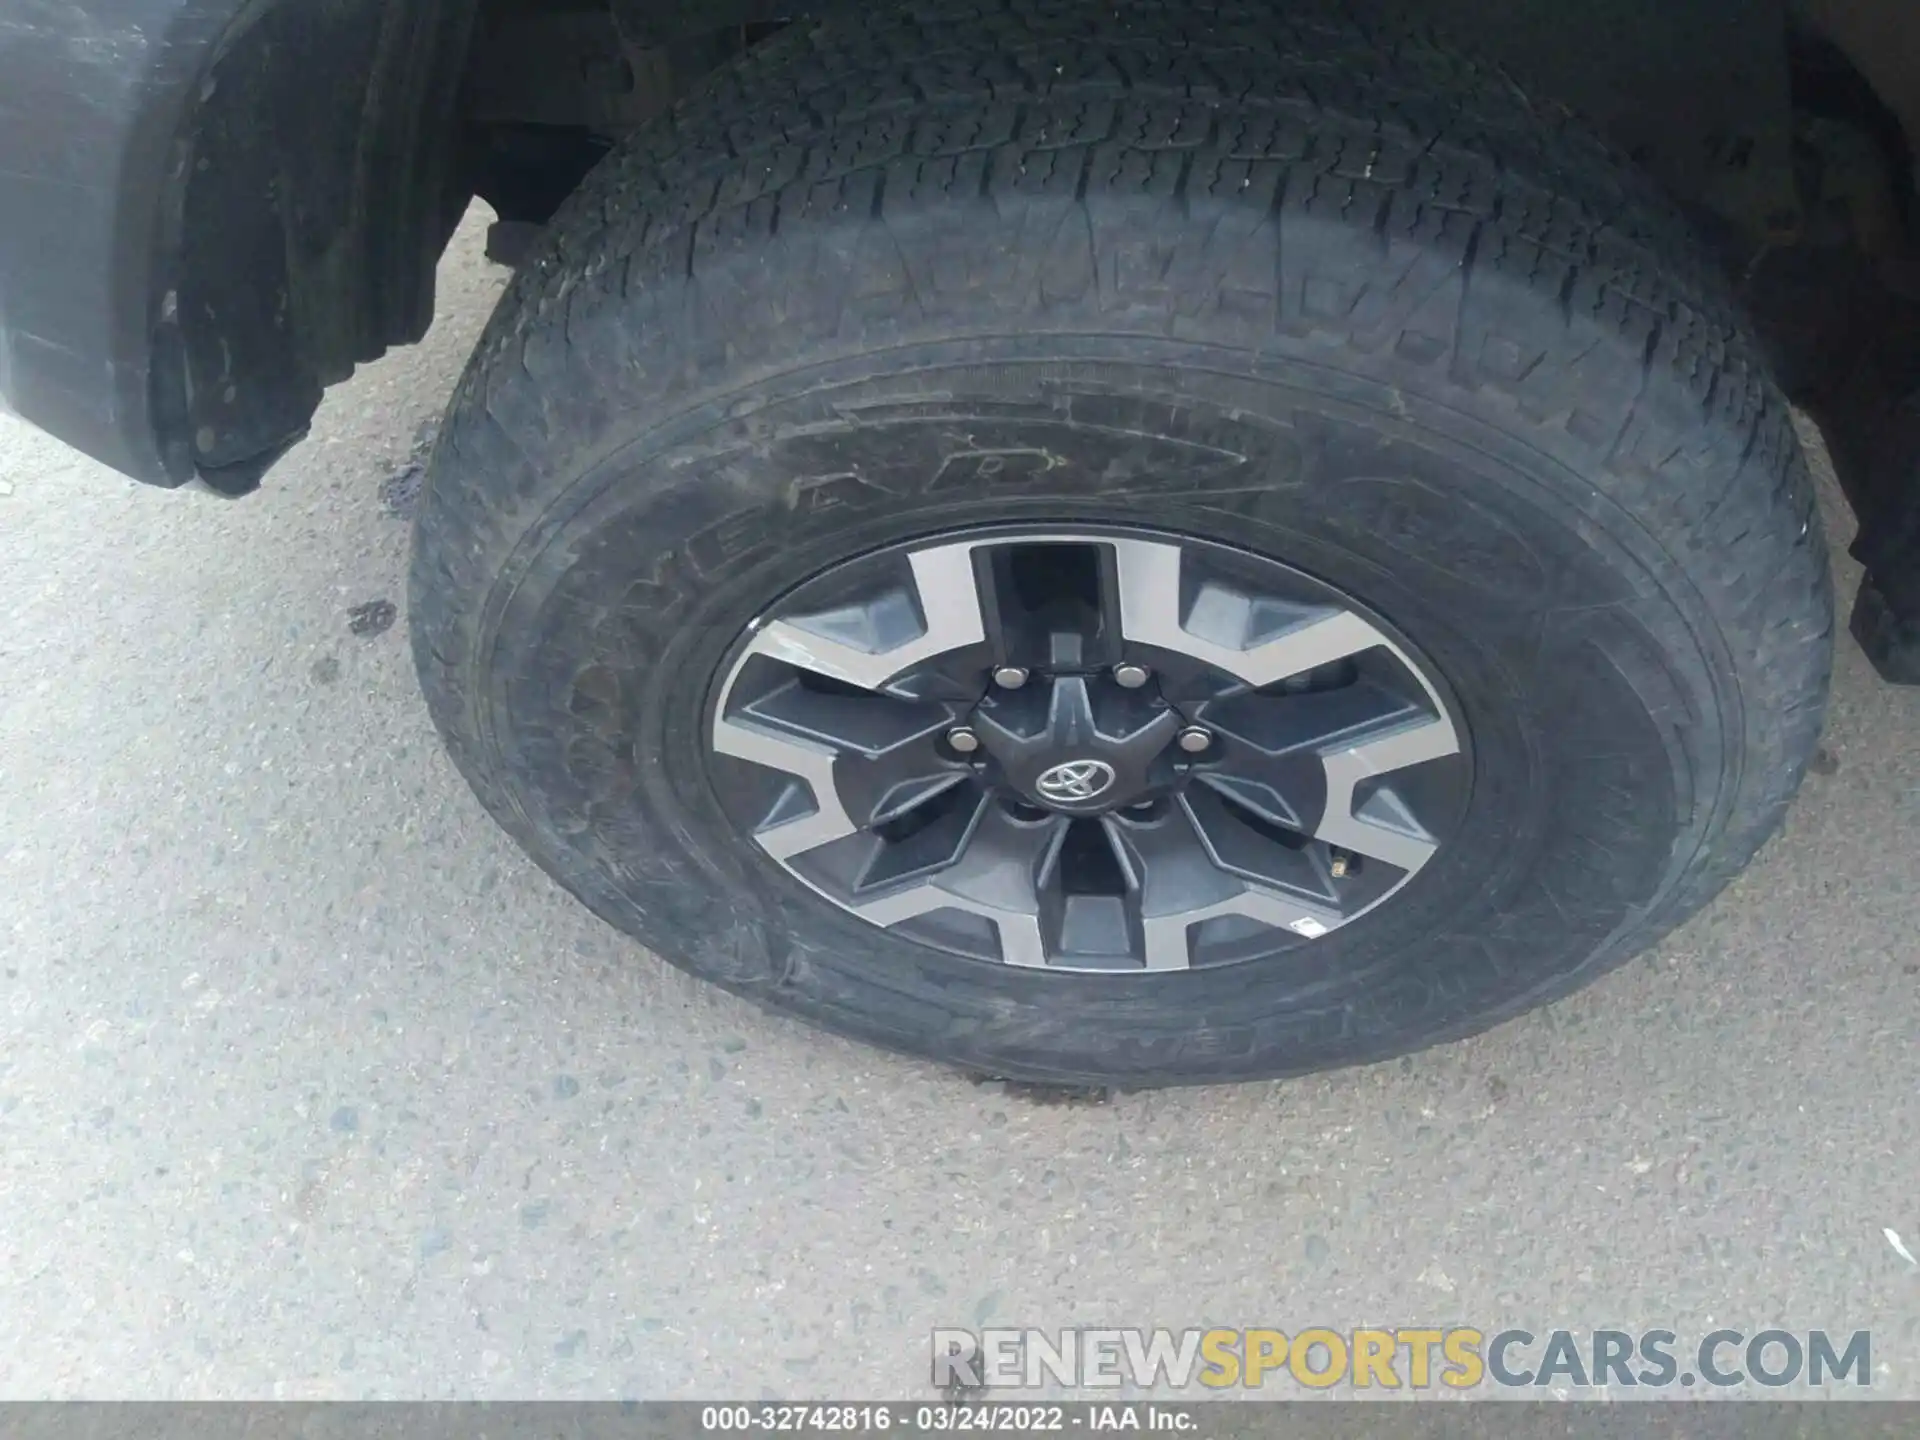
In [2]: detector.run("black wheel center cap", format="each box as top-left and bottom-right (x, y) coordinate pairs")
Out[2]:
(972, 674), (1180, 813)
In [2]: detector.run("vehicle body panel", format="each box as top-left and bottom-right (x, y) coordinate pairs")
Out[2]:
(0, 0), (249, 485)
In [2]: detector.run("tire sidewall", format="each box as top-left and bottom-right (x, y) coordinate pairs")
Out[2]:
(455, 332), (1723, 1082)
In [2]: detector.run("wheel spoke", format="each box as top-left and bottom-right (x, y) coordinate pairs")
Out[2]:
(1111, 538), (1385, 688)
(750, 545), (987, 692)
(1226, 610), (1383, 690)
(713, 671), (964, 860)
(1195, 677), (1431, 831)
(832, 720), (969, 830)
(1143, 884), (1349, 967)
(1104, 802), (1246, 971)
(1315, 716), (1459, 870)
(1181, 782), (1340, 899)
(853, 806), (1065, 968)
(854, 782), (991, 892)
(1111, 796), (1346, 968)
(1207, 678), (1430, 754)
(978, 539), (1122, 675)
(709, 721), (857, 861)
(1032, 817), (1144, 967)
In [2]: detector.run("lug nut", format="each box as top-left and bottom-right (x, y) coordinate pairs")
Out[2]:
(1113, 663), (1151, 689)
(1329, 850), (1351, 879)
(946, 727), (981, 754)
(1176, 726), (1213, 754)
(992, 665), (1030, 689)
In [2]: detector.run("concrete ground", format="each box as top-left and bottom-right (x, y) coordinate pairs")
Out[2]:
(1, 211), (1917, 1401)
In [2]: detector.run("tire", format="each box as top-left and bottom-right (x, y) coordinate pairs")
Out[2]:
(410, 0), (1832, 1086)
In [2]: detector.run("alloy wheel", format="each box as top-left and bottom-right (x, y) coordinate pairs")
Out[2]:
(707, 528), (1469, 972)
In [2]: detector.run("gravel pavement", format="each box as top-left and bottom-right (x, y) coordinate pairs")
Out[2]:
(2, 212), (1918, 1400)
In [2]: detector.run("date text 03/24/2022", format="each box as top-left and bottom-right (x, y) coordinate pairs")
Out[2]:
(700, 1406), (1190, 1433)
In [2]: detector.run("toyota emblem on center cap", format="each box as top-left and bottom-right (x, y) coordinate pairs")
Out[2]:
(1035, 759), (1117, 804)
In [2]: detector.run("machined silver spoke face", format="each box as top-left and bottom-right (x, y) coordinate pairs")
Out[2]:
(707, 528), (1469, 973)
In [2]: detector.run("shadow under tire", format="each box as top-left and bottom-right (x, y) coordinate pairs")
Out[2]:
(409, 0), (1833, 1085)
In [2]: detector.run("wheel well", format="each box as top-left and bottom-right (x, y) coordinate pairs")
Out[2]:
(167, 0), (475, 491)
(170, 0), (1920, 493)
